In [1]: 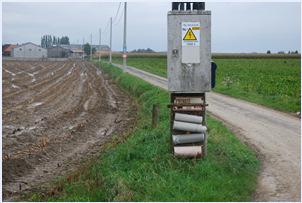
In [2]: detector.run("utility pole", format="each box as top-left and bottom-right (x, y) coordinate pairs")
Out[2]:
(82, 38), (84, 60)
(123, 2), (127, 71)
(99, 28), (101, 63)
(90, 33), (92, 60)
(109, 17), (113, 63)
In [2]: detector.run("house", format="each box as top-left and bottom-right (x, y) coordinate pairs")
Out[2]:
(47, 46), (71, 58)
(2, 44), (17, 56)
(12, 42), (47, 58)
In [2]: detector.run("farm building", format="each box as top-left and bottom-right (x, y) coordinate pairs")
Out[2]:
(69, 49), (84, 58)
(12, 42), (47, 58)
(2, 44), (17, 56)
(92, 44), (110, 51)
(47, 46), (71, 58)
(61, 44), (110, 51)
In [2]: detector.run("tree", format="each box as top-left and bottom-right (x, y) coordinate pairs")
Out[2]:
(41, 37), (44, 48)
(49, 35), (52, 47)
(266, 50), (271, 54)
(40, 34), (70, 47)
(83, 44), (96, 56)
(84, 43), (91, 56)
(60, 36), (70, 45)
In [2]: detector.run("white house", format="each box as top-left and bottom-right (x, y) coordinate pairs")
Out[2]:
(12, 42), (47, 58)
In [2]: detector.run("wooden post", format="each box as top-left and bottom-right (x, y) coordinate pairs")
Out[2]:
(152, 104), (160, 128)
(202, 93), (207, 157)
(170, 94), (175, 153)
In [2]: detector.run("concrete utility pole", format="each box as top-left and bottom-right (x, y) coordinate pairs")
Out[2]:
(99, 28), (101, 63)
(109, 17), (112, 63)
(123, 2), (127, 71)
(82, 38), (84, 60)
(90, 33), (92, 60)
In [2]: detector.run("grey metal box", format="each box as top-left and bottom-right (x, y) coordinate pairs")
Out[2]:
(167, 10), (211, 93)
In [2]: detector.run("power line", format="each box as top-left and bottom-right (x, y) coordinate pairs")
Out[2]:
(102, 18), (111, 35)
(113, 5), (124, 26)
(100, 2), (123, 54)
(112, 2), (122, 23)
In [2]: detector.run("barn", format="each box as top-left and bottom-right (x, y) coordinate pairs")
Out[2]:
(47, 46), (71, 58)
(12, 42), (47, 58)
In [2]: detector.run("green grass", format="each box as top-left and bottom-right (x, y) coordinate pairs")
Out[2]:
(215, 59), (300, 113)
(29, 61), (259, 201)
(112, 56), (301, 112)
(113, 57), (168, 78)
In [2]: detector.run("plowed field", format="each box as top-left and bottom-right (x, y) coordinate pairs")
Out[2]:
(2, 60), (136, 200)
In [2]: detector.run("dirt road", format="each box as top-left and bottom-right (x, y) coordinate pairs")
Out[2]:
(2, 60), (136, 201)
(114, 63), (301, 202)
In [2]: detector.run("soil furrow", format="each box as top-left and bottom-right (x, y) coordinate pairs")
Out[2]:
(2, 60), (136, 201)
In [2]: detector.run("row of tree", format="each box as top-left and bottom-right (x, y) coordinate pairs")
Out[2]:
(131, 48), (155, 53)
(41, 35), (70, 48)
(267, 50), (299, 54)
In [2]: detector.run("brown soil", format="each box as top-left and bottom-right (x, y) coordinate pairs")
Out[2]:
(2, 60), (136, 201)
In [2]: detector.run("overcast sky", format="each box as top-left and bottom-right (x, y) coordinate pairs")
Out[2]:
(2, 1), (301, 53)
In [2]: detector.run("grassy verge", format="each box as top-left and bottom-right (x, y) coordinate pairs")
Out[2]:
(112, 56), (301, 113)
(112, 57), (167, 78)
(29, 61), (259, 201)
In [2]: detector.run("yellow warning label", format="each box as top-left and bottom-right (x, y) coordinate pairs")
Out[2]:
(183, 28), (197, 41)
(182, 22), (200, 46)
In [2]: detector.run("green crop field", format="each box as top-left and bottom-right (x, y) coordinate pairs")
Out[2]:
(112, 56), (301, 113)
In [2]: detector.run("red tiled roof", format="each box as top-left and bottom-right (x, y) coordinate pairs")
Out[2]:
(4, 44), (17, 52)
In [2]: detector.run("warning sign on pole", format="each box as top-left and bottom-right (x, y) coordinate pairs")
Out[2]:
(182, 22), (200, 46)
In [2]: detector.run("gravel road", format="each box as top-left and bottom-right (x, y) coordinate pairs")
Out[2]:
(113, 63), (301, 202)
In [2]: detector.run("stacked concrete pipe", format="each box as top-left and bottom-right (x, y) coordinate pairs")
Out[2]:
(172, 113), (206, 157)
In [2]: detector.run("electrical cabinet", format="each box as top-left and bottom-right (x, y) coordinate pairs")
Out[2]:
(167, 10), (211, 93)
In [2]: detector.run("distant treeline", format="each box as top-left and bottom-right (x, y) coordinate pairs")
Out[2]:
(41, 35), (70, 48)
(131, 48), (155, 53)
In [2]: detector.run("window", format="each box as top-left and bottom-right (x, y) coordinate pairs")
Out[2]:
(19, 48), (22, 51)
(29, 48), (32, 51)
(38, 49), (41, 51)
